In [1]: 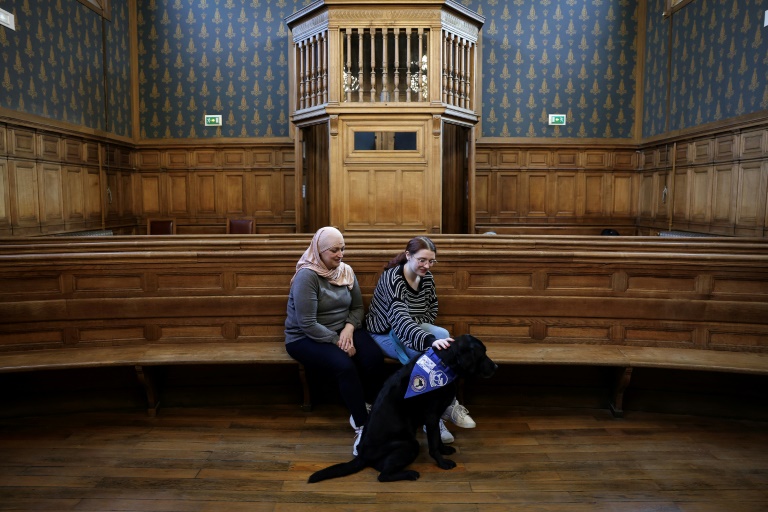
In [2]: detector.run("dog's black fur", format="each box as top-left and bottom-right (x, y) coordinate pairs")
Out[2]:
(308, 334), (497, 483)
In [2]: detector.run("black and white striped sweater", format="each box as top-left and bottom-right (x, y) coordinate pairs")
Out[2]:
(364, 263), (439, 352)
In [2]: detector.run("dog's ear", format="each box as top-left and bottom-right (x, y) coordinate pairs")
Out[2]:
(447, 334), (478, 371)
(435, 335), (463, 369)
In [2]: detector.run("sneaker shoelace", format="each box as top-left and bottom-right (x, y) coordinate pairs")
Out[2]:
(451, 403), (470, 420)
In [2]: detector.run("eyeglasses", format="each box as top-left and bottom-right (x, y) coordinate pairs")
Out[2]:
(415, 257), (437, 266)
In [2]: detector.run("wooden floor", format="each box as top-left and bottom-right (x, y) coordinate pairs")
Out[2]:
(1, 404), (767, 512)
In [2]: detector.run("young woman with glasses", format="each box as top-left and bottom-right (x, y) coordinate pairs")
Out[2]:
(365, 236), (476, 443)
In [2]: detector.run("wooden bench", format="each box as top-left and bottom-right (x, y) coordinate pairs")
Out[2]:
(2, 342), (767, 417)
(0, 343), (306, 416)
(1, 235), (767, 417)
(486, 343), (768, 416)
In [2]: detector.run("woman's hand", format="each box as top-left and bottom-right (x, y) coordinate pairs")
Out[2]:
(431, 337), (454, 350)
(337, 323), (356, 356)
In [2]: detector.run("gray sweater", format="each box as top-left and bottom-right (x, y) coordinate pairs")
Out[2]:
(284, 267), (364, 345)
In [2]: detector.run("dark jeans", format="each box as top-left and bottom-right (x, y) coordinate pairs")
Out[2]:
(286, 329), (385, 427)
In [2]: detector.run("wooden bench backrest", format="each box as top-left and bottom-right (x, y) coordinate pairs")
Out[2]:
(1, 235), (767, 354)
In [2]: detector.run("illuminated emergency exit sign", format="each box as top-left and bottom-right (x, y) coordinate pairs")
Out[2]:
(204, 115), (222, 127)
(548, 114), (566, 126)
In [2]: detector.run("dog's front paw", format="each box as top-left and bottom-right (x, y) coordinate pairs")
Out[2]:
(437, 458), (457, 470)
(439, 445), (456, 455)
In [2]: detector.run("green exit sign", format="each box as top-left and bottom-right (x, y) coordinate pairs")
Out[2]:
(548, 114), (566, 126)
(204, 115), (222, 127)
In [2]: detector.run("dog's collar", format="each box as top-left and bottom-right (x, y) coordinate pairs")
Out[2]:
(404, 348), (458, 399)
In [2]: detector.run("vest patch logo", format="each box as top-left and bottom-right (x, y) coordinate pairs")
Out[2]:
(404, 348), (458, 399)
(429, 370), (449, 388)
(410, 374), (427, 394)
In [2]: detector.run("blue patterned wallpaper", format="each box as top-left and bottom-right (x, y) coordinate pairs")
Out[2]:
(0, 0), (132, 138)
(468, 0), (638, 139)
(106, 0), (133, 138)
(137, 0), (297, 139)
(641, 0), (669, 138)
(643, 0), (768, 137)
(669, 0), (768, 132)
(2, 1), (765, 141)
(137, 0), (639, 140)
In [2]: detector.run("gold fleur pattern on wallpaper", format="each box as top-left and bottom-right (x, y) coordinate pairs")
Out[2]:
(643, 0), (768, 137)
(1, 1), (766, 140)
(0, 0), (132, 137)
(137, 0), (295, 139)
(469, 0), (637, 138)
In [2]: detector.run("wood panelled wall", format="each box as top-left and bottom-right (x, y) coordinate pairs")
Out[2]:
(0, 122), (134, 236)
(637, 124), (768, 237)
(134, 144), (296, 234)
(474, 144), (641, 235)
(3, 118), (768, 237)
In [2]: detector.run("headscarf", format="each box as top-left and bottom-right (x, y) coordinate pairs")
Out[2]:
(291, 226), (355, 289)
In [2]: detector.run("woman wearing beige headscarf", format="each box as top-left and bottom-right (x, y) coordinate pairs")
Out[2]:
(285, 227), (385, 456)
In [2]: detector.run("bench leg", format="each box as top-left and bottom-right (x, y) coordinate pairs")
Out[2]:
(135, 365), (160, 417)
(609, 367), (633, 418)
(298, 363), (312, 412)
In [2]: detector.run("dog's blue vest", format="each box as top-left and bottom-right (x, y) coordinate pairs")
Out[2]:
(404, 348), (458, 399)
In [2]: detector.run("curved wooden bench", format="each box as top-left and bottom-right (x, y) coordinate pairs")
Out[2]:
(486, 343), (768, 416)
(2, 342), (767, 417)
(0, 343), (307, 415)
(1, 235), (767, 417)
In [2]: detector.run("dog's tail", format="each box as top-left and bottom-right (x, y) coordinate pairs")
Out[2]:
(308, 457), (367, 483)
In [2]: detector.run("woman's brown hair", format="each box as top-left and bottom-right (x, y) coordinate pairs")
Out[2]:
(384, 236), (437, 269)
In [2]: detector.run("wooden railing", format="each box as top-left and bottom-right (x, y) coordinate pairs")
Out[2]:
(295, 24), (475, 107)
(288, 2), (482, 112)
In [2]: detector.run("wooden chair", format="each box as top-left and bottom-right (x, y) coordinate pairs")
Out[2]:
(226, 217), (255, 234)
(146, 218), (176, 235)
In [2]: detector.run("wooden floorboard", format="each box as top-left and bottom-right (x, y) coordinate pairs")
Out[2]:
(0, 404), (767, 511)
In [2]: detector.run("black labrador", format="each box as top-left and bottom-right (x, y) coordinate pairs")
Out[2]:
(308, 334), (497, 483)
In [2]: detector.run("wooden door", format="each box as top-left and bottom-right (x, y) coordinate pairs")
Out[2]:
(299, 123), (330, 233)
(441, 122), (471, 233)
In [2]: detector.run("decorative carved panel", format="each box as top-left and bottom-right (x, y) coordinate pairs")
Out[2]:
(39, 134), (62, 160)
(64, 139), (83, 163)
(138, 174), (162, 215)
(9, 160), (39, 228)
(39, 163), (65, 226)
(193, 173), (217, 215)
(711, 164), (735, 224)
(690, 165), (713, 223)
(64, 166), (85, 224)
(735, 162), (765, 228)
(0, 160), (9, 234)
(224, 173), (247, 215)
(9, 129), (36, 158)
(168, 173), (191, 215)
(584, 174), (606, 215)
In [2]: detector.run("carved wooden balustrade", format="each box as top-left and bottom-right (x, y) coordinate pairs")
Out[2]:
(289, 0), (482, 112)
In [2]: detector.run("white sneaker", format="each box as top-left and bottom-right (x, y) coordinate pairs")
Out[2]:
(423, 420), (454, 444)
(349, 403), (372, 430)
(442, 399), (476, 428)
(352, 426), (363, 456)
